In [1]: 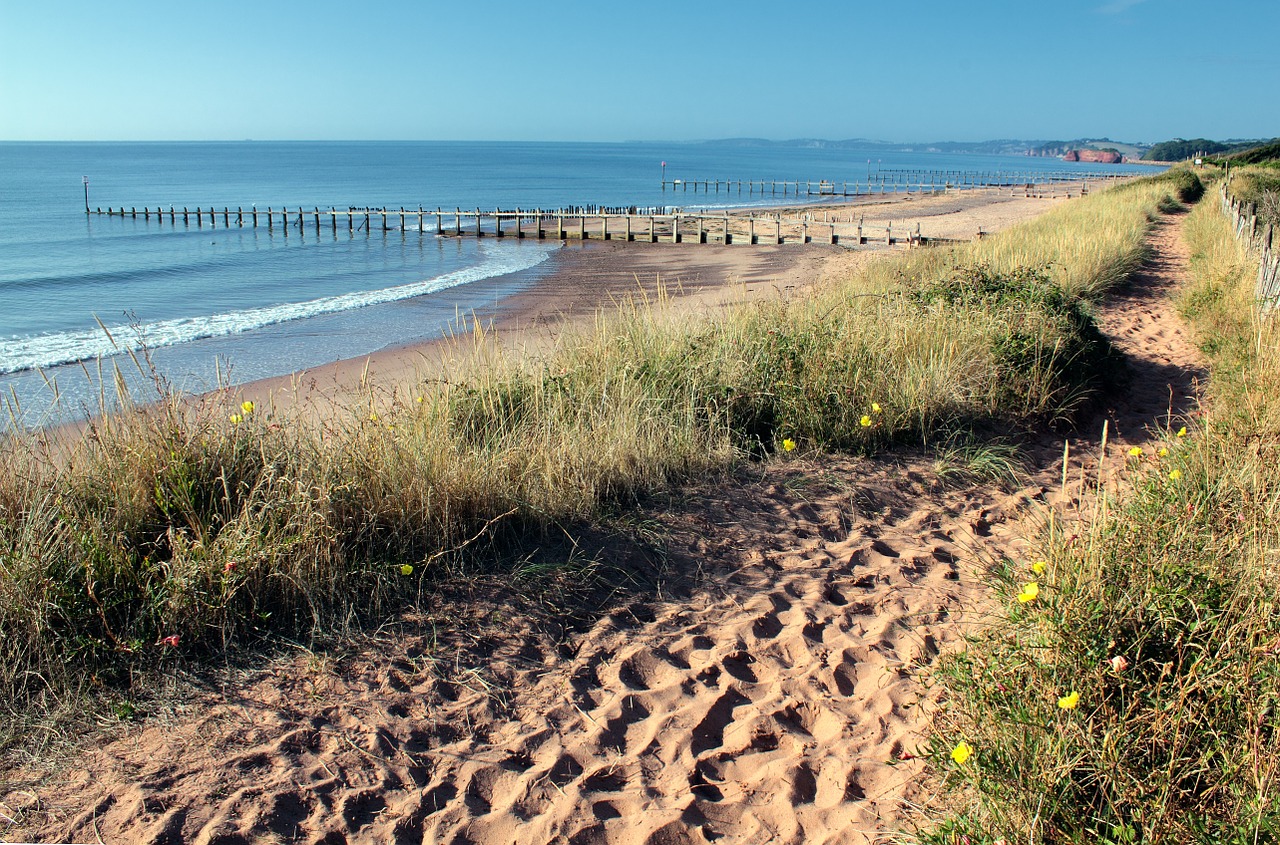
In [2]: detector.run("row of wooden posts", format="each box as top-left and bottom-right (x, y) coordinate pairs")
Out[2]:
(1222, 182), (1280, 310)
(90, 206), (935, 246)
(660, 170), (1124, 195)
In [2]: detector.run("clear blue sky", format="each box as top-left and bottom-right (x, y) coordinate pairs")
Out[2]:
(1, 0), (1275, 143)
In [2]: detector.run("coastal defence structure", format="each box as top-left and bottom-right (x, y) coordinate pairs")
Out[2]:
(658, 167), (1127, 196)
(88, 169), (1123, 248)
(1222, 183), (1280, 310)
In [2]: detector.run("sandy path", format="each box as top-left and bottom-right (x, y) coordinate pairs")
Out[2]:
(2, 206), (1204, 845)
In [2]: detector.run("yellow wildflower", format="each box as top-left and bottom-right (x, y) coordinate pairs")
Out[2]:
(229, 413), (243, 424)
(950, 741), (974, 765)
(1128, 446), (1143, 457)
(871, 402), (882, 413)
(370, 413), (379, 423)
(241, 400), (255, 414)
(1031, 560), (1047, 575)
(1158, 447), (1169, 457)
(860, 415), (873, 427)
(782, 438), (797, 452)
(1177, 426), (1187, 438)
(1058, 691), (1080, 710)
(400, 564), (414, 576)
(1017, 582), (1040, 603)
(1169, 469), (1183, 481)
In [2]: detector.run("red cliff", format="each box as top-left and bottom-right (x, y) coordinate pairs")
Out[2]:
(1062, 149), (1123, 164)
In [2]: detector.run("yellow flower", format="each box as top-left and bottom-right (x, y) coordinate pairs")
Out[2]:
(400, 564), (414, 576)
(1058, 691), (1080, 710)
(1031, 560), (1047, 575)
(1177, 426), (1187, 438)
(240, 400), (255, 415)
(871, 402), (882, 413)
(1128, 446), (1143, 457)
(1017, 582), (1040, 603)
(1158, 447), (1169, 458)
(1169, 469), (1183, 481)
(415, 396), (425, 404)
(370, 413), (379, 422)
(782, 438), (797, 452)
(229, 413), (243, 424)
(860, 415), (873, 427)
(950, 741), (974, 765)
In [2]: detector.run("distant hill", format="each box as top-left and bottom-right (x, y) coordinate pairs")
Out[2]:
(1141, 138), (1275, 162)
(1225, 140), (1280, 165)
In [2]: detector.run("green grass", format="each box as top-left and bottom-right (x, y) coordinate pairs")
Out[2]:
(924, 176), (1280, 843)
(0, 171), (1190, 750)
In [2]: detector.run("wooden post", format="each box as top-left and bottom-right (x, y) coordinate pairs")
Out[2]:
(400, 207), (405, 231)
(724, 214), (731, 245)
(333, 208), (338, 234)
(475, 208), (482, 237)
(749, 216), (755, 244)
(776, 219), (782, 244)
(601, 214), (609, 241)
(801, 222), (808, 244)
(626, 215), (632, 242)
(698, 216), (705, 244)
(670, 214), (679, 243)
(417, 206), (423, 233)
(196, 207), (202, 227)
(437, 208), (443, 235)
(536, 208), (543, 239)
(264, 207), (269, 230)
(223, 207), (229, 226)
(315, 208), (321, 233)
(887, 224), (892, 245)
(649, 215), (656, 243)
(557, 214), (565, 239)
(829, 223), (836, 244)
(579, 214), (586, 240)
(455, 208), (461, 236)
(516, 208), (524, 239)
(496, 209), (503, 238)
(144, 207), (150, 220)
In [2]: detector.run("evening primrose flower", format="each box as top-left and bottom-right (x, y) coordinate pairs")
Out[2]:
(1128, 446), (1143, 457)
(240, 400), (255, 415)
(1031, 560), (1047, 575)
(782, 438), (797, 452)
(1017, 582), (1040, 603)
(1169, 469), (1183, 481)
(1158, 447), (1169, 458)
(860, 415), (873, 427)
(1177, 426), (1187, 438)
(871, 402), (882, 413)
(229, 413), (243, 424)
(400, 564), (414, 576)
(1058, 691), (1080, 710)
(950, 741), (974, 765)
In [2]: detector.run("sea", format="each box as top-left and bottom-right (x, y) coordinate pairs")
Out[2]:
(0, 141), (1157, 426)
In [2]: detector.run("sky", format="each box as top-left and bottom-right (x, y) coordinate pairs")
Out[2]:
(1, 0), (1276, 144)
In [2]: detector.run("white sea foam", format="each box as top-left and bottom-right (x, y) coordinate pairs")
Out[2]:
(0, 242), (558, 375)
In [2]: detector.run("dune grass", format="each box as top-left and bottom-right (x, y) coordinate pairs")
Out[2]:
(0, 172), (1185, 750)
(925, 174), (1280, 843)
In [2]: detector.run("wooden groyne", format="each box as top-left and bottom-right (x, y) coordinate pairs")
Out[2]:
(87, 205), (952, 247)
(660, 169), (1127, 196)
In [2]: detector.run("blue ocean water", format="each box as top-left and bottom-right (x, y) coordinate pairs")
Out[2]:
(0, 141), (1155, 423)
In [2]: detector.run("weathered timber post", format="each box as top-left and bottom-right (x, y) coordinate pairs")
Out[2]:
(400, 207), (405, 231)
(775, 219), (782, 244)
(475, 208), (481, 237)
(196, 207), (202, 227)
(625, 215), (632, 242)
(535, 209), (543, 239)
(579, 214), (586, 240)
(314, 208), (320, 233)
(801, 222), (808, 244)
(223, 207), (229, 226)
(749, 216), (756, 244)
(887, 224), (892, 245)
(649, 216), (656, 243)
(496, 209), (503, 238)
(417, 207), (423, 233)
(601, 215), (609, 240)
(724, 214), (731, 245)
(516, 208), (524, 239)
(264, 207), (269, 230)
(830, 223), (837, 244)
(455, 208), (461, 236)
(332, 208), (337, 234)
(698, 216), (706, 244)
(557, 214), (565, 240)
(436, 208), (443, 235)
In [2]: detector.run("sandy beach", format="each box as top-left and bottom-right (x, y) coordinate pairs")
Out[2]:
(231, 186), (1087, 420)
